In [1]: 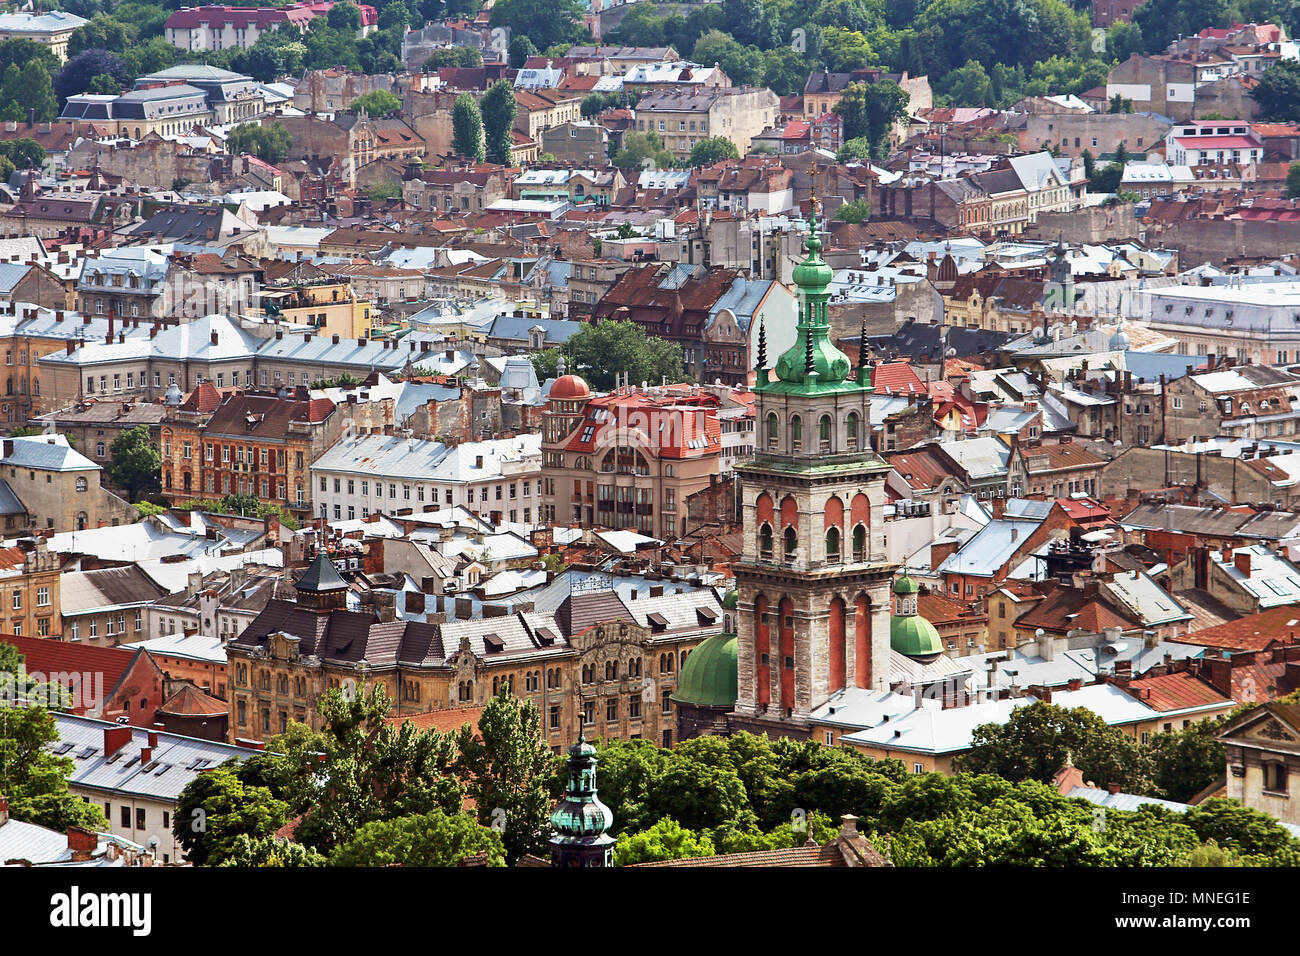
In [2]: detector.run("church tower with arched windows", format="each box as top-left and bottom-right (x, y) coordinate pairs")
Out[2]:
(731, 199), (897, 735)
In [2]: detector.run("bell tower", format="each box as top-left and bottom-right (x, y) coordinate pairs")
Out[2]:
(730, 196), (896, 736)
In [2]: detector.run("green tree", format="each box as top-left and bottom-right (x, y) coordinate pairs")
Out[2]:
(0, 39), (58, 78)
(1288, 161), (1300, 199)
(558, 320), (685, 392)
(86, 73), (121, 95)
(423, 46), (484, 69)
(290, 684), (463, 852)
(327, 0), (363, 32)
(107, 424), (160, 501)
(834, 197), (871, 223)
(762, 45), (809, 95)
(836, 136), (872, 162)
(452, 92), (486, 162)
(692, 29), (762, 86)
(453, 688), (558, 864)
(490, 0), (583, 52)
(0, 644), (105, 834)
(508, 34), (538, 68)
(613, 817), (716, 865)
(943, 58), (995, 107)
(0, 138), (46, 170)
(1106, 19), (1144, 62)
(611, 130), (673, 169)
(10, 61), (59, 122)
(834, 79), (909, 158)
(819, 25), (874, 72)
(1147, 717), (1230, 803)
(954, 701), (1152, 792)
(1091, 161), (1124, 192)
(480, 78), (517, 165)
(350, 89), (401, 116)
(68, 14), (137, 57)
(172, 764), (288, 865)
(226, 121), (293, 165)
(330, 809), (507, 866)
(688, 135), (740, 166)
(218, 834), (327, 867)
(1252, 59), (1300, 122)
(1184, 797), (1300, 862)
(1134, 0), (1228, 54)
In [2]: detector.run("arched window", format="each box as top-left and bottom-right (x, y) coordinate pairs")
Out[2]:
(790, 415), (802, 451)
(766, 412), (779, 449)
(825, 526), (840, 562)
(853, 524), (867, 562)
(759, 522), (773, 559)
(819, 414), (832, 452)
(784, 526), (797, 561)
(846, 411), (860, 450)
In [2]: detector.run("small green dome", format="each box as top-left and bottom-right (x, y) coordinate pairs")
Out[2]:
(791, 236), (834, 290)
(893, 574), (919, 595)
(671, 633), (738, 708)
(722, 589), (738, 610)
(890, 614), (944, 658)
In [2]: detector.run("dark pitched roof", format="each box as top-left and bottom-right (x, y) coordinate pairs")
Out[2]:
(294, 551), (349, 593)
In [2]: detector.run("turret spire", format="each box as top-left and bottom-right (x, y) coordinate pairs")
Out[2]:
(756, 317), (767, 370)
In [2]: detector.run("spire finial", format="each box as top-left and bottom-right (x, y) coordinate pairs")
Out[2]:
(756, 317), (767, 370)
(858, 319), (869, 369)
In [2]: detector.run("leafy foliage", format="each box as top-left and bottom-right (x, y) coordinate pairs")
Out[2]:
(954, 701), (1153, 792)
(453, 688), (561, 864)
(172, 764), (288, 866)
(834, 197), (872, 223)
(533, 320), (685, 393)
(350, 89), (401, 116)
(611, 130), (674, 170)
(1252, 59), (1300, 122)
(108, 424), (160, 501)
(452, 93), (486, 162)
(688, 136), (740, 166)
(226, 121), (293, 165)
(480, 79), (517, 165)
(331, 808), (507, 866)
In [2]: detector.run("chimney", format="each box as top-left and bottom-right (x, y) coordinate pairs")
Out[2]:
(66, 825), (97, 861)
(332, 334), (340, 345)
(0, 793), (7, 827)
(1108, 782), (1122, 795)
(838, 814), (859, 837)
(1234, 549), (1253, 577)
(103, 726), (132, 759)
(147, 730), (158, 748)
(65, 339), (75, 355)
(140, 746), (153, 765)
(210, 331), (219, 347)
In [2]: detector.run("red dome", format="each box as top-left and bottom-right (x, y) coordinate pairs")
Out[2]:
(551, 374), (591, 400)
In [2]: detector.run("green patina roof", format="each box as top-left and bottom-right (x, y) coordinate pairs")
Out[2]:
(893, 573), (919, 595)
(756, 199), (873, 397)
(722, 588), (738, 610)
(670, 632), (738, 708)
(890, 613), (944, 658)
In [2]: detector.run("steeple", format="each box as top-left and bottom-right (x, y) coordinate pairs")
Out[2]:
(549, 732), (616, 867)
(857, 319), (873, 389)
(755, 317), (767, 370)
(294, 550), (349, 612)
(762, 188), (854, 393)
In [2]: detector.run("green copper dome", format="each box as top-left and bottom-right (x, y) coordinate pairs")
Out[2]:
(766, 200), (854, 392)
(670, 633), (738, 708)
(722, 588), (738, 610)
(890, 614), (944, 658)
(893, 573), (920, 595)
(550, 733), (615, 843)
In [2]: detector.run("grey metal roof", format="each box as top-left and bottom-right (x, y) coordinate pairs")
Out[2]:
(52, 713), (250, 802)
(1, 434), (96, 472)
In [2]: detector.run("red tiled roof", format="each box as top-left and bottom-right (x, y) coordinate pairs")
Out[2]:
(0, 634), (139, 702)
(1171, 605), (1300, 652)
(871, 361), (927, 395)
(1124, 670), (1233, 712)
(384, 706), (483, 734)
